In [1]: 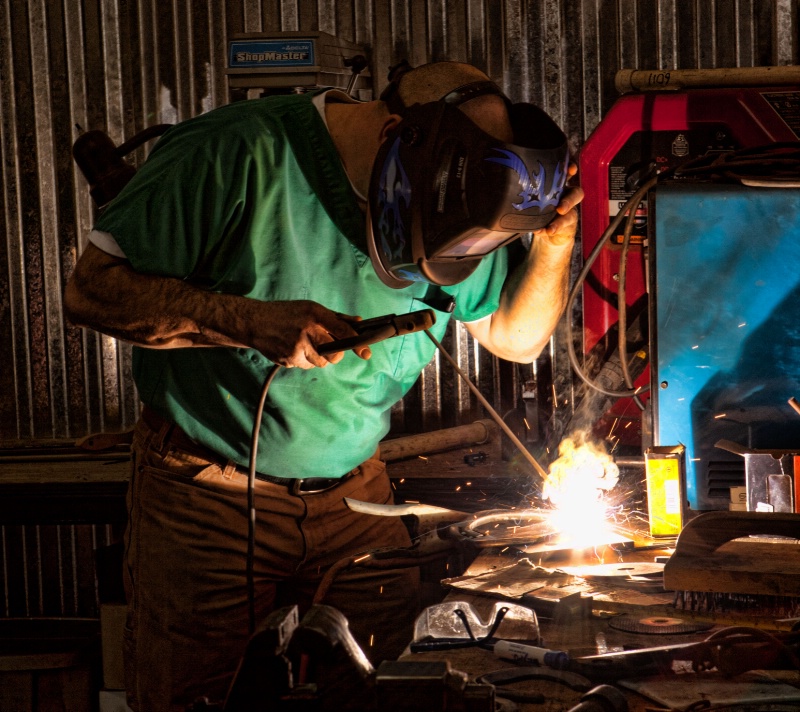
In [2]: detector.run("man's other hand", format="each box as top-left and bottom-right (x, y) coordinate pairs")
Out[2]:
(534, 164), (584, 247)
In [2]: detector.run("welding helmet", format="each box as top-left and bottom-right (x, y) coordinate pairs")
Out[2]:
(366, 75), (570, 288)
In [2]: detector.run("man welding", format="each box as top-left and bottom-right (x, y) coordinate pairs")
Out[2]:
(64, 60), (583, 711)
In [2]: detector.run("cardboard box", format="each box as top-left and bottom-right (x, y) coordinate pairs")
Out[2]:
(729, 486), (747, 505)
(715, 440), (799, 513)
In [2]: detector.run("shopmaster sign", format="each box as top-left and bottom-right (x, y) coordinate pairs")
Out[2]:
(229, 39), (315, 68)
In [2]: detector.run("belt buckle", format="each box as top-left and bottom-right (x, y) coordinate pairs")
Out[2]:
(291, 477), (340, 495)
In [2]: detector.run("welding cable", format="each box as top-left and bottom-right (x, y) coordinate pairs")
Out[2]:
(245, 362), (281, 635)
(617, 185), (648, 411)
(703, 625), (800, 674)
(674, 141), (800, 185)
(565, 175), (659, 398)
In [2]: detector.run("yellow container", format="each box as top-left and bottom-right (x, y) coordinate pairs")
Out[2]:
(644, 446), (685, 537)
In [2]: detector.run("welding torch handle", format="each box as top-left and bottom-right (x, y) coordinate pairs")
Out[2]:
(317, 309), (436, 355)
(316, 324), (396, 354)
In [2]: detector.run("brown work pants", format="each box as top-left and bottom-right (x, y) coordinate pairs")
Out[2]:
(123, 415), (420, 712)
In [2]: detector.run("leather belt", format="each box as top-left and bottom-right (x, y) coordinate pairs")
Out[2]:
(139, 407), (348, 494)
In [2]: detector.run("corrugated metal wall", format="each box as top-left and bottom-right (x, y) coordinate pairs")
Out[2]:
(0, 0), (795, 616)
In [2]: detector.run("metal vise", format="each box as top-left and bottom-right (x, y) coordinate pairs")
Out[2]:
(218, 604), (495, 712)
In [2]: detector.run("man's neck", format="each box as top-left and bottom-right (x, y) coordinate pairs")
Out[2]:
(325, 101), (383, 206)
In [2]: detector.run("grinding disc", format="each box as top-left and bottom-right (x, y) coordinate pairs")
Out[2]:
(608, 615), (713, 635)
(571, 562), (664, 578)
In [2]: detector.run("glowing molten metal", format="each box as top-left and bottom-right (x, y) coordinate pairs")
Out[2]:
(543, 434), (620, 548)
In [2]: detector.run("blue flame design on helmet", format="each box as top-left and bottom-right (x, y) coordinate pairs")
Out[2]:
(485, 148), (568, 212)
(376, 138), (412, 260)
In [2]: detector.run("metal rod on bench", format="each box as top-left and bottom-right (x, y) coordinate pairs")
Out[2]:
(380, 420), (498, 461)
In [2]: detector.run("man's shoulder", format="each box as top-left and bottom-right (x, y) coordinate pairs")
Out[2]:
(155, 94), (315, 153)
(196, 94), (314, 130)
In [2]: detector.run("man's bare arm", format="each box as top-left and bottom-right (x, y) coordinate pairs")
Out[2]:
(466, 184), (584, 363)
(64, 243), (367, 369)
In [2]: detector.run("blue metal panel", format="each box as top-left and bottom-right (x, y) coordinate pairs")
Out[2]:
(652, 183), (800, 510)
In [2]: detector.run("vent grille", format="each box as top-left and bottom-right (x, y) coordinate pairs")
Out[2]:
(705, 459), (746, 499)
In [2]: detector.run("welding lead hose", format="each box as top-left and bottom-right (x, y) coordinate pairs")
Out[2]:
(425, 330), (549, 481)
(566, 175), (658, 398)
(246, 362), (282, 635)
(617, 181), (649, 411)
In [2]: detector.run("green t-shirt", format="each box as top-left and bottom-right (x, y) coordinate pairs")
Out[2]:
(95, 93), (510, 478)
